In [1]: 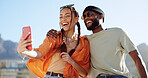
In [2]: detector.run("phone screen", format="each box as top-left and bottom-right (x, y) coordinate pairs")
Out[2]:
(22, 26), (32, 50)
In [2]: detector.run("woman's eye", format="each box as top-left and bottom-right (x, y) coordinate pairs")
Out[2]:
(65, 15), (70, 17)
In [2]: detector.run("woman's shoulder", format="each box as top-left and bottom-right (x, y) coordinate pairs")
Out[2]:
(80, 36), (88, 40)
(80, 36), (89, 45)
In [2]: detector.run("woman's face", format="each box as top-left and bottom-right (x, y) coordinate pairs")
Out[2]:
(60, 8), (77, 31)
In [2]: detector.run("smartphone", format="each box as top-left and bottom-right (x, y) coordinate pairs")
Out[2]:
(22, 26), (32, 50)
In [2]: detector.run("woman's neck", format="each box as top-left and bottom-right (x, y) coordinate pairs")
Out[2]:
(64, 28), (75, 39)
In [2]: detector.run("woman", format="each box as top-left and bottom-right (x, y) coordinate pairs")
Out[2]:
(17, 4), (90, 78)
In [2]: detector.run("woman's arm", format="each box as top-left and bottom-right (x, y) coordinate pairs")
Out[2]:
(21, 50), (42, 59)
(60, 52), (87, 77)
(17, 32), (42, 59)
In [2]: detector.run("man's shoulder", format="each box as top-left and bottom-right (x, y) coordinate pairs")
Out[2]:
(106, 27), (123, 31)
(105, 27), (125, 33)
(83, 35), (90, 39)
(83, 27), (124, 39)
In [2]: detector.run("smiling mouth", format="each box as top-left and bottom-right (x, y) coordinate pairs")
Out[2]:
(63, 22), (69, 26)
(86, 20), (92, 24)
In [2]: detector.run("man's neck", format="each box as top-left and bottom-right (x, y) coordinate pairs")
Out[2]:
(92, 25), (103, 33)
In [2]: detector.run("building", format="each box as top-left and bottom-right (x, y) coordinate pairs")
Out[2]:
(0, 60), (37, 78)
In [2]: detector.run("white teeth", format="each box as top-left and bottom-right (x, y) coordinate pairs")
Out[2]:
(63, 23), (68, 25)
(86, 21), (91, 24)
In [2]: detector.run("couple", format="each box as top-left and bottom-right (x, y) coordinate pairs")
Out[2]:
(17, 4), (147, 78)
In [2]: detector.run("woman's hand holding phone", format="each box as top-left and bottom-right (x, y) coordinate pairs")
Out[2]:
(17, 32), (32, 54)
(22, 26), (32, 50)
(17, 26), (32, 60)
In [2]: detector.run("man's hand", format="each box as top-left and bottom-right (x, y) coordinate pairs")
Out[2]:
(46, 29), (59, 38)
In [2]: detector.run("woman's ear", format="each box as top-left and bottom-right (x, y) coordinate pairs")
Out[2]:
(75, 17), (79, 24)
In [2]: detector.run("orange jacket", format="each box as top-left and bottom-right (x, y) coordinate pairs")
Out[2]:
(26, 33), (90, 78)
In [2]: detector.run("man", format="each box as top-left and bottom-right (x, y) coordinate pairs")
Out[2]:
(81, 5), (147, 78)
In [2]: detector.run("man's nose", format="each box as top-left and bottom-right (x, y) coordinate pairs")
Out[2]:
(84, 16), (89, 20)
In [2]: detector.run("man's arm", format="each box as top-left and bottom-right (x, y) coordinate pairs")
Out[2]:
(129, 50), (148, 78)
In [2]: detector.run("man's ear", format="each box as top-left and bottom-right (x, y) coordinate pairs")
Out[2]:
(100, 14), (103, 19)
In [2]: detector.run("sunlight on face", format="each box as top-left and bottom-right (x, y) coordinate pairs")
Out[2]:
(60, 8), (76, 32)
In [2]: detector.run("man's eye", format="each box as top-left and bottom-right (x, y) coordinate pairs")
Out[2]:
(91, 13), (94, 16)
(83, 15), (86, 18)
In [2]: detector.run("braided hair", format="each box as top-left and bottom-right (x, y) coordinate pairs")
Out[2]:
(60, 7), (81, 56)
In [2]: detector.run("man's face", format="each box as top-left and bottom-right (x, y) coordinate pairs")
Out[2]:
(83, 11), (100, 30)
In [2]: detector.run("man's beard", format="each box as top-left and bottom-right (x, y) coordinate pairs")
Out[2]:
(85, 18), (99, 30)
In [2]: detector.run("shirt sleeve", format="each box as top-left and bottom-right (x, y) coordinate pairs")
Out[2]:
(120, 29), (136, 54)
(80, 38), (90, 76)
(34, 37), (57, 57)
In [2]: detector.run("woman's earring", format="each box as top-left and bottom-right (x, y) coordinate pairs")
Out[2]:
(74, 23), (76, 25)
(59, 22), (62, 29)
(75, 22), (77, 25)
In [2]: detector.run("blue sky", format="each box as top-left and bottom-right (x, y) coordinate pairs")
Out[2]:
(0, 0), (148, 48)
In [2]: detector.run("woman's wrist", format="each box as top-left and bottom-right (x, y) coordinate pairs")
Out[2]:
(69, 59), (75, 65)
(22, 50), (37, 57)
